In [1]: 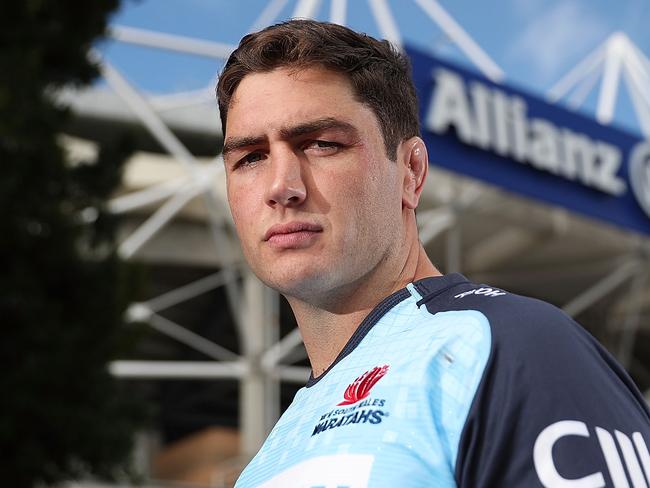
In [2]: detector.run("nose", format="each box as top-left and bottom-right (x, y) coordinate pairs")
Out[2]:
(265, 150), (307, 207)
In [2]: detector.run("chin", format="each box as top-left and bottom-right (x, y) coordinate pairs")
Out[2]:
(260, 267), (329, 300)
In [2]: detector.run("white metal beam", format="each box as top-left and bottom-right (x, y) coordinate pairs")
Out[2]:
(621, 53), (650, 136)
(623, 46), (650, 99)
(149, 87), (214, 112)
(109, 360), (247, 379)
(597, 35), (624, 125)
(567, 66), (601, 109)
(413, 0), (503, 82)
(562, 258), (641, 317)
(465, 227), (543, 273)
(273, 366), (311, 383)
(117, 181), (204, 259)
(368, 0), (402, 49)
(141, 311), (241, 362)
(548, 43), (606, 102)
(96, 51), (239, 333)
(109, 25), (235, 60)
(330, 0), (347, 25)
(261, 327), (304, 369)
(240, 271), (280, 456)
(418, 206), (455, 245)
(249, 0), (291, 32)
(145, 267), (239, 313)
(292, 0), (322, 19)
(95, 53), (199, 171)
(108, 176), (192, 215)
(280, 343), (309, 365)
(623, 68), (650, 137)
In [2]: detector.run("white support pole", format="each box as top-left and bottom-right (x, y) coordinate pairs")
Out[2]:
(145, 267), (239, 313)
(292, 0), (322, 19)
(149, 87), (214, 111)
(567, 67), (601, 109)
(623, 69), (650, 137)
(249, 0), (291, 32)
(368, 0), (402, 49)
(562, 258), (640, 317)
(95, 54), (198, 171)
(261, 282), (281, 433)
(280, 344), (309, 365)
(330, 0), (347, 25)
(623, 49), (650, 103)
(108, 176), (192, 214)
(418, 207), (455, 245)
(617, 270), (648, 370)
(117, 181), (204, 259)
(261, 327), (304, 369)
(240, 270), (280, 456)
(98, 55), (230, 233)
(621, 55), (650, 136)
(109, 25), (236, 60)
(97, 52), (239, 330)
(597, 37), (624, 125)
(465, 227), (542, 273)
(144, 312), (241, 362)
(274, 366), (312, 383)
(96, 52), (231, 229)
(629, 39), (650, 75)
(419, 180), (483, 246)
(189, 157), (245, 334)
(413, 0), (504, 82)
(109, 360), (247, 379)
(548, 44), (606, 102)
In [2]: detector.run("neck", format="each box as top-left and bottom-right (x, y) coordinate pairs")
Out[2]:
(287, 225), (440, 379)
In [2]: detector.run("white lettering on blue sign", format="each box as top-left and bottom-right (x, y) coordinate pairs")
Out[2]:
(426, 68), (627, 197)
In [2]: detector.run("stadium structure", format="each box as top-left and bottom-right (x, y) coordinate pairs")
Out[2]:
(60, 0), (650, 485)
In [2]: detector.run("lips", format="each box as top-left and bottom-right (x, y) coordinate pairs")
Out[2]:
(264, 221), (323, 248)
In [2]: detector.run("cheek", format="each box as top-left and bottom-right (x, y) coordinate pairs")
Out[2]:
(227, 188), (256, 240)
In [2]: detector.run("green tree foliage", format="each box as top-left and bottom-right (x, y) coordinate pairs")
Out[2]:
(0, 1), (144, 486)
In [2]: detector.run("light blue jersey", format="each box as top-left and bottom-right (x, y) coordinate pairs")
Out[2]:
(235, 274), (650, 487)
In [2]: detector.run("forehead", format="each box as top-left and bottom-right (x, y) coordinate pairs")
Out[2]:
(225, 66), (376, 137)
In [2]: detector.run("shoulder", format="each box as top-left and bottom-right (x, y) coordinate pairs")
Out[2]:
(412, 276), (650, 487)
(416, 274), (645, 404)
(415, 274), (601, 365)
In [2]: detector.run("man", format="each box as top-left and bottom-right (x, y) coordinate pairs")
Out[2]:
(217, 19), (650, 487)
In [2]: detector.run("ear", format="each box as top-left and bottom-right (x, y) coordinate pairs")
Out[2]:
(400, 137), (428, 210)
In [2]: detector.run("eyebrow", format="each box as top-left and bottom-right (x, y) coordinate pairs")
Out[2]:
(222, 117), (358, 156)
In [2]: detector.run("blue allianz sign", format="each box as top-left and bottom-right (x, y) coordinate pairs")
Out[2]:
(407, 46), (650, 236)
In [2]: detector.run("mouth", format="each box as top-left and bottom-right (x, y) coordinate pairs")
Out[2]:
(264, 221), (323, 249)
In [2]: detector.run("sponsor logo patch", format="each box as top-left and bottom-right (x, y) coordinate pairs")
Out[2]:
(311, 365), (390, 437)
(534, 420), (650, 487)
(454, 287), (506, 299)
(338, 364), (389, 406)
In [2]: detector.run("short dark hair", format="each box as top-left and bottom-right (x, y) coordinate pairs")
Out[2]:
(216, 19), (420, 161)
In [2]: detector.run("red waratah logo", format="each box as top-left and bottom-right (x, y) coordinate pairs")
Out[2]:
(337, 365), (390, 406)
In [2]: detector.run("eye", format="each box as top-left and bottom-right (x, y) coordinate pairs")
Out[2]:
(303, 140), (341, 154)
(234, 151), (265, 169)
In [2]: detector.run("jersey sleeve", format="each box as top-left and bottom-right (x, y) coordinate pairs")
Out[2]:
(450, 293), (650, 488)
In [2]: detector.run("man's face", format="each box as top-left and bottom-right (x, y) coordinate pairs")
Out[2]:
(223, 66), (405, 303)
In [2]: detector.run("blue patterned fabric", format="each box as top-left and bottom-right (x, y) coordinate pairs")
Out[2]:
(235, 274), (650, 487)
(235, 277), (490, 487)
